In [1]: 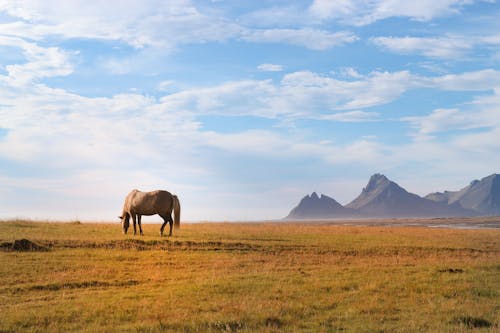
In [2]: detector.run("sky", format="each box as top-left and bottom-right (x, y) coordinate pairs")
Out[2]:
(0, 0), (499, 222)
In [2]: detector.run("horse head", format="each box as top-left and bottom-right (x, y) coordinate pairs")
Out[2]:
(118, 214), (130, 234)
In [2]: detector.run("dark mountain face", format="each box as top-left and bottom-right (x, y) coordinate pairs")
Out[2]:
(286, 192), (356, 219)
(425, 174), (500, 215)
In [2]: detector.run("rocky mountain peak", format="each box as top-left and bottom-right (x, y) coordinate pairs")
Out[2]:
(364, 173), (390, 192)
(286, 192), (355, 219)
(470, 179), (480, 186)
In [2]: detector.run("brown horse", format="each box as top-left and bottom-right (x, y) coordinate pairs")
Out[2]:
(119, 189), (180, 236)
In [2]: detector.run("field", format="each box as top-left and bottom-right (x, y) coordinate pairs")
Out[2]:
(1, 219), (499, 332)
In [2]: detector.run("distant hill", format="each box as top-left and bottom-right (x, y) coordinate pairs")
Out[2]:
(286, 173), (480, 219)
(425, 174), (500, 216)
(286, 192), (357, 219)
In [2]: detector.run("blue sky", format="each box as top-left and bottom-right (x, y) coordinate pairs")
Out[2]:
(1, 0), (499, 221)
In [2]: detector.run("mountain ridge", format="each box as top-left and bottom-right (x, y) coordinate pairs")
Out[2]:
(286, 173), (497, 219)
(425, 173), (500, 216)
(286, 192), (358, 219)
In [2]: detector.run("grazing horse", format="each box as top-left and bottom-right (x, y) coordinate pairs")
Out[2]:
(119, 189), (180, 236)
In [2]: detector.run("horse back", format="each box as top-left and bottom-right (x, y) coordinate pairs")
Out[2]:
(125, 189), (173, 216)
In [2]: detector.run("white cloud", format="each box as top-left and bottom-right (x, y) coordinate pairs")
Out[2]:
(320, 110), (380, 122)
(431, 69), (500, 90)
(372, 34), (500, 59)
(480, 34), (500, 45)
(155, 69), (500, 121)
(0, 1), (358, 52)
(406, 134), (500, 175)
(402, 88), (500, 138)
(0, 82), (199, 165)
(452, 127), (500, 153)
(160, 79), (278, 116)
(198, 128), (388, 168)
(337, 67), (364, 79)
(241, 28), (358, 50)
(371, 36), (473, 59)
(403, 108), (478, 135)
(0, 0), (242, 49)
(257, 63), (284, 72)
(308, 0), (359, 20)
(202, 130), (289, 156)
(0, 37), (73, 85)
(156, 70), (416, 120)
(309, 0), (486, 26)
(286, 138), (388, 166)
(399, 84), (500, 173)
(278, 70), (416, 111)
(157, 80), (175, 91)
(238, 5), (306, 28)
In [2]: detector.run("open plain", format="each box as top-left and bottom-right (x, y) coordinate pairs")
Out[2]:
(1, 218), (499, 332)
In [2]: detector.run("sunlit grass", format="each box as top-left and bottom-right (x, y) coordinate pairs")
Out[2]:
(1, 221), (498, 332)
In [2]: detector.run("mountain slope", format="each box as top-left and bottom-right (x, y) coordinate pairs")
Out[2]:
(346, 174), (473, 218)
(425, 174), (500, 215)
(286, 192), (356, 219)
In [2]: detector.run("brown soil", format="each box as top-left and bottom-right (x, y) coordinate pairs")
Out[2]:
(1, 238), (49, 252)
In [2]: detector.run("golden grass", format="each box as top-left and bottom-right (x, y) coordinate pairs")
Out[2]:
(0, 220), (499, 332)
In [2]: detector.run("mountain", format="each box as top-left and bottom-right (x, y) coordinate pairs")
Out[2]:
(286, 192), (357, 219)
(425, 174), (500, 215)
(285, 173), (490, 220)
(346, 174), (473, 218)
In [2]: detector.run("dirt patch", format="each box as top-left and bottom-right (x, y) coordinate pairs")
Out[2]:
(265, 317), (283, 328)
(5, 238), (495, 258)
(0, 239), (49, 252)
(210, 320), (244, 332)
(439, 268), (464, 273)
(452, 316), (492, 328)
(42, 239), (265, 252)
(14, 280), (139, 293)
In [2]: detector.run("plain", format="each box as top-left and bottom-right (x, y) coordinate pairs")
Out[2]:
(0, 220), (499, 332)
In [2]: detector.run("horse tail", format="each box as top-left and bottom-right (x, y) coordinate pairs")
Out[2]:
(172, 195), (181, 229)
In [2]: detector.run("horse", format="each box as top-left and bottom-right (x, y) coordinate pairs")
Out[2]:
(119, 189), (180, 236)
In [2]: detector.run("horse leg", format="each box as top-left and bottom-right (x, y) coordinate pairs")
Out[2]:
(132, 214), (137, 235)
(137, 215), (143, 236)
(160, 215), (169, 237)
(167, 214), (173, 236)
(160, 214), (173, 236)
(138, 215), (143, 235)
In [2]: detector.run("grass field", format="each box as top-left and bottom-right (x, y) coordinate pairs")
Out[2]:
(0, 220), (499, 332)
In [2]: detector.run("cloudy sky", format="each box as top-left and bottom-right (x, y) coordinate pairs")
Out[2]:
(1, 0), (499, 221)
